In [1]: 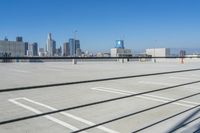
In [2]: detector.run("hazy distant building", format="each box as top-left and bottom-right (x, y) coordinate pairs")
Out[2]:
(27, 44), (33, 56)
(16, 36), (23, 42)
(146, 48), (170, 57)
(111, 40), (132, 57)
(4, 37), (8, 41)
(69, 38), (81, 56)
(76, 48), (82, 57)
(83, 50), (93, 57)
(96, 52), (110, 57)
(63, 42), (70, 56)
(38, 48), (45, 57)
(55, 46), (62, 56)
(185, 54), (200, 58)
(46, 33), (56, 56)
(180, 50), (186, 57)
(27, 43), (38, 56)
(0, 38), (25, 57)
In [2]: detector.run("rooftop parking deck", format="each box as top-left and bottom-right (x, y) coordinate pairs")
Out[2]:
(0, 60), (200, 133)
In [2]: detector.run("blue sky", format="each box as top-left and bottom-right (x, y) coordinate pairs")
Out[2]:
(0, 0), (200, 52)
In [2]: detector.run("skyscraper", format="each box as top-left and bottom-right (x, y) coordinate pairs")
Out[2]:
(69, 38), (81, 57)
(24, 42), (28, 56)
(53, 40), (56, 56)
(75, 40), (81, 56)
(69, 38), (75, 56)
(75, 40), (80, 49)
(46, 33), (56, 56)
(32, 42), (38, 56)
(63, 42), (70, 56)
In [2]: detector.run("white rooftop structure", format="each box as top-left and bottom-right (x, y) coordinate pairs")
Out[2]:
(0, 40), (25, 57)
(111, 48), (132, 57)
(146, 48), (170, 57)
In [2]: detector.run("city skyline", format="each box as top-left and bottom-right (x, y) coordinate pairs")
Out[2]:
(1, 34), (200, 55)
(1, 0), (200, 52)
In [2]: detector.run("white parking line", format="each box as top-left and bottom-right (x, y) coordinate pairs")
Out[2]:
(9, 98), (119, 133)
(9, 99), (83, 132)
(45, 68), (64, 72)
(191, 74), (200, 78)
(50, 66), (69, 69)
(169, 76), (196, 80)
(138, 81), (200, 90)
(91, 87), (200, 108)
(10, 69), (31, 73)
(138, 81), (171, 86)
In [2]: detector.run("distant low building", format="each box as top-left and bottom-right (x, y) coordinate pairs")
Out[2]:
(0, 37), (25, 57)
(96, 52), (110, 57)
(146, 48), (170, 57)
(111, 48), (132, 57)
(83, 51), (93, 57)
(185, 54), (200, 58)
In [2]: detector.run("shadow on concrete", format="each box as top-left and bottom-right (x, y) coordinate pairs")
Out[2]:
(166, 108), (200, 133)
(192, 124), (200, 133)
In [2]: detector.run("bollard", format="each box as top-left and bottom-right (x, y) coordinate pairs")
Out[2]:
(119, 59), (124, 63)
(181, 58), (184, 64)
(153, 59), (156, 63)
(72, 59), (77, 64)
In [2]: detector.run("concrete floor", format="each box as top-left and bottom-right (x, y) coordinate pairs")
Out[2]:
(0, 61), (200, 133)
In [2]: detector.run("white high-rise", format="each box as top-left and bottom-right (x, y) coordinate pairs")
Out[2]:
(46, 33), (56, 56)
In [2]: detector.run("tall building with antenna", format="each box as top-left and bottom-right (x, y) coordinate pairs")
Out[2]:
(46, 33), (56, 56)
